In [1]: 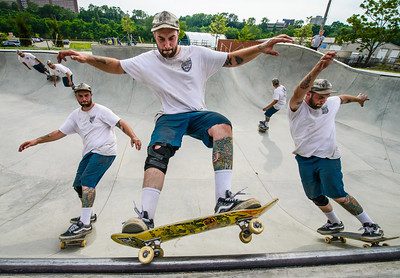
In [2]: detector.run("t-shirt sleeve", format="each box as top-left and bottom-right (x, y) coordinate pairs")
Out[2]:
(273, 88), (281, 100)
(195, 46), (227, 79)
(59, 113), (77, 135)
(120, 52), (150, 81)
(100, 106), (121, 127)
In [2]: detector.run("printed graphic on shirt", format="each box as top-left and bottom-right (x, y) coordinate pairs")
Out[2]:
(181, 58), (192, 72)
(321, 106), (329, 114)
(89, 116), (95, 123)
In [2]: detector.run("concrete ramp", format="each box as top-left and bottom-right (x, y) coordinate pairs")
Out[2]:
(0, 45), (399, 262)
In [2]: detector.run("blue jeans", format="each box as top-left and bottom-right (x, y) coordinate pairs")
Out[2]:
(295, 155), (347, 199)
(150, 111), (231, 149)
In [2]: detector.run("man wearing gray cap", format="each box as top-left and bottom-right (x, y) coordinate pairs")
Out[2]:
(57, 11), (294, 233)
(18, 83), (142, 239)
(288, 51), (383, 239)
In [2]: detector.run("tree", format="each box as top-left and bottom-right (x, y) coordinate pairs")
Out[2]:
(121, 14), (136, 45)
(336, 0), (400, 64)
(294, 23), (313, 46)
(15, 13), (32, 46)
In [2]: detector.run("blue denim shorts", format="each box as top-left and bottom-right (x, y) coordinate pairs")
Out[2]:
(149, 111), (231, 149)
(264, 106), (279, 117)
(73, 152), (116, 189)
(295, 155), (347, 199)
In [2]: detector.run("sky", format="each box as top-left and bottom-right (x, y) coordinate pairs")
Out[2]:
(78, 0), (365, 25)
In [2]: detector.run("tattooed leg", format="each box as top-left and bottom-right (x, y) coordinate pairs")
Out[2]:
(212, 137), (233, 171)
(81, 186), (96, 208)
(334, 195), (363, 216)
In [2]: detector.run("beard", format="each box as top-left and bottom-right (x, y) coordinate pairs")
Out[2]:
(79, 100), (92, 108)
(158, 46), (178, 58)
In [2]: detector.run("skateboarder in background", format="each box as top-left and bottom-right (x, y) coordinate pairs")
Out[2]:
(17, 50), (50, 77)
(288, 51), (384, 239)
(259, 78), (287, 130)
(56, 11), (294, 234)
(46, 60), (74, 88)
(310, 29), (325, 51)
(18, 83), (142, 239)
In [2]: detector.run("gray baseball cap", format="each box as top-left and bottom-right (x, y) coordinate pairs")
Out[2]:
(73, 83), (92, 93)
(272, 78), (279, 86)
(311, 79), (337, 94)
(151, 11), (179, 32)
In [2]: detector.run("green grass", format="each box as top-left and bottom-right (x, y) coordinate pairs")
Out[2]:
(69, 42), (92, 50)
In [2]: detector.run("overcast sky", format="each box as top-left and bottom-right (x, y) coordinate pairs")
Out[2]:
(78, 0), (365, 25)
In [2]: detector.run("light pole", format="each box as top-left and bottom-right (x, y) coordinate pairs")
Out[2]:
(321, 0), (332, 31)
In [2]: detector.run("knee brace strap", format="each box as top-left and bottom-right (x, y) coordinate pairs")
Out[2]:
(144, 143), (176, 174)
(311, 195), (329, 206)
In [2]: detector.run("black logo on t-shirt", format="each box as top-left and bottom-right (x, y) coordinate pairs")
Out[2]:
(321, 106), (329, 114)
(89, 116), (96, 123)
(181, 58), (192, 72)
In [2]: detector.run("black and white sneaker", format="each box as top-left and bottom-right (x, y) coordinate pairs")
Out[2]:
(122, 210), (154, 234)
(214, 190), (261, 214)
(317, 220), (344, 235)
(361, 223), (384, 239)
(70, 214), (97, 224)
(59, 221), (92, 239)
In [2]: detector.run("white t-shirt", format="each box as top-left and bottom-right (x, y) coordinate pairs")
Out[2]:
(50, 64), (73, 77)
(59, 104), (120, 156)
(18, 53), (39, 67)
(288, 96), (341, 159)
(272, 85), (287, 110)
(311, 35), (325, 48)
(120, 45), (227, 114)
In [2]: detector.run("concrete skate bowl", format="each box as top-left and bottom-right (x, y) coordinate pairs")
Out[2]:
(0, 45), (399, 273)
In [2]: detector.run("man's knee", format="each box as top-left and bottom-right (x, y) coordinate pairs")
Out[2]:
(144, 143), (176, 174)
(208, 123), (232, 138)
(311, 195), (329, 206)
(74, 185), (83, 198)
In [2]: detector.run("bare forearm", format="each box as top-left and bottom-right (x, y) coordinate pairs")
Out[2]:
(36, 130), (66, 144)
(340, 95), (360, 104)
(86, 55), (124, 74)
(224, 44), (261, 67)
(116, 119), (137, 139)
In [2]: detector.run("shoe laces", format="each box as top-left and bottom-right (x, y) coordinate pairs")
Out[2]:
(224, 188), (247, 201)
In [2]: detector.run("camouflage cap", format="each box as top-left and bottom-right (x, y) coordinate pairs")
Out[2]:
(151, 11), (179, 32)
(73, 83), (92, 93)
(311, 79), (337, 94)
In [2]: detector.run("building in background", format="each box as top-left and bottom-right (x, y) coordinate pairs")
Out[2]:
(12, 0), (79, 12)
(310, 16), (324, 26)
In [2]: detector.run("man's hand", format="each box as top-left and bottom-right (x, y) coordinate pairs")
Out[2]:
(315, 51), (336, 72)
(258, 35), (294, 56)
(131, 137), (142, 150)
(18, 139), (38, 152)
(357, 93), (369, 107)
(57, 50), (89, 63)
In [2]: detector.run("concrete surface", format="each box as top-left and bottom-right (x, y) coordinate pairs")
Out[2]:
(0, 44), (399, 273)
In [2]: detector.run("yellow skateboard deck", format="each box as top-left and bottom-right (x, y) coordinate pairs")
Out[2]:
(111, 198), (278, 264)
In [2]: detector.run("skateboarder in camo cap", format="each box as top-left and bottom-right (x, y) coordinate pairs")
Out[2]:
(18, 83), (142, 239)
(56, 11), (294, 234)
(288, 51), (384, 239)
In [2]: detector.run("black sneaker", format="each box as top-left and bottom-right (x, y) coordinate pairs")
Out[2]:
(361, 223), (384, 239)
(317, 220), (344, 235)
(59, 221), (92, 239)
(70, 214), (97, 224)
(122, 210), (154, 234)
(214, 190), (261, 214)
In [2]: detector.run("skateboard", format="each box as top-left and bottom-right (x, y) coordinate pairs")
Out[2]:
(111, 198), (279, 264)
(258, 122), (268, 133)
(59, 235), (87, 249)
(319, 231), (399, 248)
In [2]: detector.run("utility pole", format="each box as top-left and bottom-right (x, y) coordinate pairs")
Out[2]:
(321, 0), (332, 31)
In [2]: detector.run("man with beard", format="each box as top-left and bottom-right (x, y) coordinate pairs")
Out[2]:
(288, 51), (384, 239)
(56, 11), (294, 234)
(18, 83), (142, 239)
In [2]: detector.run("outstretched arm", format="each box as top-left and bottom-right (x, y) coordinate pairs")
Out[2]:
(263, 100), (278, 111)
(116, 119), (142, 150)
(289, 51), (336, 112)
(223, 35), (293, 67)
(57, 50), (125, 74)
(18, 130), (66, 152)
(22, 62), (31, 70)
(340, 93), (369, 107)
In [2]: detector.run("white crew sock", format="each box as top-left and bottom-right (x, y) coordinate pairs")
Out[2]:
(80, 207), (92, 225)
(141, 187), (160, 220)
(214, 169), (232, 202)
(324, 211), (341, 224)
(355, 211), (373, 224)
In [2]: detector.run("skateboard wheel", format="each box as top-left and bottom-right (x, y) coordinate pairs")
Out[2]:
(60, 242), (66, 249)
(339, 237), (346, 243)
(80, 240), (86, 247)
(363, 244), (370, 248)
(138, 246), (155, 264)
(154, 248), (164, 258)
(239, 231), (252, 244)
(248, 219), (264, 234)
(324, 237), (332, 244)
(382, 243), (389, 247)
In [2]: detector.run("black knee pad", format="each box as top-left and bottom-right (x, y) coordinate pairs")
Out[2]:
(311, 195), (329, 206)
(74, 185), (83, 199)
(144, 143), (176, 174)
